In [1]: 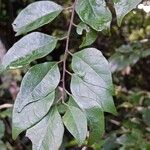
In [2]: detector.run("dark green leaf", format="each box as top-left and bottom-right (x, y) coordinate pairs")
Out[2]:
(13, 1), (63, 35)
(113, 0), (141, 26)
(86, 106), (105, 145)
(103, 134), (119, 150)
(63, 105), (87, 145)
(80, 29), (97, 48)
(1, 32), (57, 70)
(26, 107), (64, 150)
(75, 0), (111, 31)
(68, 97), (105, 145)
(0, 120), (5, 139)
(71, 48), (116, 114)
(143, 108), (150, 127)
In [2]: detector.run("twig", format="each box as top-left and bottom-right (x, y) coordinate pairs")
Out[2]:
(65, 69), (72, 76)
(0, 103), (13, 110)
(73, 23), (78, 27)
(65, 89), (72, 96)
(67, 51), (73, 56)
(64, 6), (73, 11)
(58, 36), (68, 41)
(62, 0), (77, 102)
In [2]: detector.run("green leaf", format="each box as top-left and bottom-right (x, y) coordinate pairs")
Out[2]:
(75, 0), (111, 31)
(109, 50), (140, 72)
(12, 62), (60, 138)
(103, 134), (119, 150)
(76, 22), (90, 35)
(12, 92), (55, 139)
(63, 105), (87, 145)
(1, 32), (57, 70)
(26, 107), (64, 150)
(86, 106), (105, 145)
(80, 29), (97, 48)
(68, 97), (104, 145)
(142, 49), (150, 58)
(0, 141), (6, 150)
(113, 0), (141, 26)
(143, 108), (150, 127)
(71, 48), (116, 114)
(12, 1), (63, 35)
(14, 62), (60, 113)
(0, 109), (12, 119)
(0, 120), (5, 139)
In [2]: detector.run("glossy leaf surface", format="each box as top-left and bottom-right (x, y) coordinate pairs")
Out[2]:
(1, 32), (57, 70)
(12, 92), (55, 139)
(15, 62), (60, 112)
(75, 0), (111, 31)
(13, 1), (63, 35)
(63, 105), (87, 145)
(26, 107), (64, 150)
(71, 48), (116, 114)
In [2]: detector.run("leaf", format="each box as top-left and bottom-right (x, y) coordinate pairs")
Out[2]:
(80, 29), (97, 48)
(71, 48), (116, 114)
(113, 0), (141, 26)
(12, 92), (55, 139)
(26, 107), (64, 150)
(109, 50), (140, 72)
(143, 108), (150, 127)
(75, 0), (111, 31)
(68, 97), (104, 145)
(12, 1), (63, 35)
(103, 134), (119, 150)
(14, 62), (60, 113)
(1, 32), (57, 70)
(0, 120), (5, 139)
(0, 109), (12, 119)
(86, 106), (105, 145)
(142, 49), (150, 58)
(0, 141), (6, 150)
(63, 105), (87, 145)
(116, 44), (133, 53)
(76, 22), (90, 35)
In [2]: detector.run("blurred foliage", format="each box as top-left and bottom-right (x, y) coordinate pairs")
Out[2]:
(0, 0), (150, 149)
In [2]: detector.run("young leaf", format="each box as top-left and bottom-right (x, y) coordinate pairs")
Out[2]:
(26, 107), (64, 150)
(14, 62), (60, 113)
(63, 105), (87, 145)
(113, 0), (141, 26)
(76, 22), (90, 35)
(80, 29), (97, 48)
(12, 1), (63, 35)
(12, 92), (55, 139)
(75, 0), (111, 31)
(68, 97), (104, 145)
(1, 32), (57, 70)
(71, 48), (117, 114)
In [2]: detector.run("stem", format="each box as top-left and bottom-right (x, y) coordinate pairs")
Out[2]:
(62, 0), (77, 102)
